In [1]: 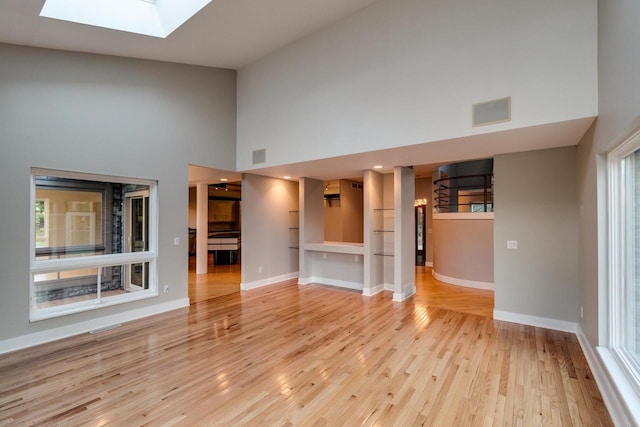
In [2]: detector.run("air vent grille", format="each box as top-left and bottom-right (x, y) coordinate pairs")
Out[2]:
(473, 97), (511, 127)
(252, 149), (266, 164)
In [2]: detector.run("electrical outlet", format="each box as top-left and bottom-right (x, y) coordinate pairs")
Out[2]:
(354, 255), (359, 263)
(258, 266), (262, 273)
(323, 252), (327, 259)
(507, 240), (518, 249)
(580, 305), (584, 319)
(163, 284), (169, 293)
(173, 237), (180, 246)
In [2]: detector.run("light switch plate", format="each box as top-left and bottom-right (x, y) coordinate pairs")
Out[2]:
(507, 240), (517, 249)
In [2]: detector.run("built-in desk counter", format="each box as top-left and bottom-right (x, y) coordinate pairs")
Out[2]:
(299, 241), (364, 290)
(302, 241), (364, 255)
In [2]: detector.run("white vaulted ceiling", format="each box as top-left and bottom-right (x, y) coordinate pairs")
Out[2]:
(0, 0), (379, 69)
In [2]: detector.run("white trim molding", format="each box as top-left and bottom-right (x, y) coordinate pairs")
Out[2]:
(363, 284), (384, 296)
(493, 310), (577, 333)
(575, 326), (638, 426)
(241, 272), (298, 291)
(297, 276), (363, 291)
(393, 282), (416, 302)
(0, 298), (189, 355)
(433, 270), (494, 291)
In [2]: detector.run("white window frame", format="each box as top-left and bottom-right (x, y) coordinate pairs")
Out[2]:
(607, 127), (640, 396)
(30, 168), (159, 321)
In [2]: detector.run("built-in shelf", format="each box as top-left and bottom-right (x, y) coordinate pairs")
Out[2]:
(373, 208), (394, 259)
(304, 242), (364, 255)
(289, 210), (300, 250)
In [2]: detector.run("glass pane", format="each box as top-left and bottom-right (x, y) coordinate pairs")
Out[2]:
(624, 149), (640, 361)
(125, 190), (150, 254)
(131, 198), (145, 252)
(35, 187), (102, 251)
(35, 176), (151, 259)
(33, 269), (98, 309)
(125, 262), (150, 290)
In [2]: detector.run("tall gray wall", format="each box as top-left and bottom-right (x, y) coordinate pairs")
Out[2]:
(494, 146), (578, 322)
(240, 174), (299, 287)
(577, 0), (640, 348)
(0, 43), (236, 342)
(237, 0), (597, 171)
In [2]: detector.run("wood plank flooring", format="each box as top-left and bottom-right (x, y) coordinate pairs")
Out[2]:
(0, 276), (611, 426)
(188, 254), (241, 304)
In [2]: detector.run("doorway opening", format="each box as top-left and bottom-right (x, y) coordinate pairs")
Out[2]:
(188, 165), (242, 303)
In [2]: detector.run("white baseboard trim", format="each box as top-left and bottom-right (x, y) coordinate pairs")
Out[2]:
(0, 298), (190, 355)
(433, 270), (494, 291)
(393, 283), (416, 302)
(493, 309), (577, 333)
(241, 272), (298, 291)
(425, 261), (433, 267)
(575, 326), (637, 427)
(297, 276), (363, 291)
(363, 284), (384, 296)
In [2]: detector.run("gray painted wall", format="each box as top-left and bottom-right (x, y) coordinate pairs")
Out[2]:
(433, 219), (494, 283)
(237, 0), (597, 171)
(240, 174), (299, 286)
(0, 43), (236, 341)
(577, 0), (640, 347)
(494, 146), (579, 322)
(324, 179), (364, 243)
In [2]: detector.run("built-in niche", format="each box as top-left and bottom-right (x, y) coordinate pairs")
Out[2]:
(323, 179), (364, 243)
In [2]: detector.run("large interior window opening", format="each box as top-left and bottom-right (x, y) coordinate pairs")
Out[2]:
(608, 128), (640, 397)
(30, 169), (157, 321)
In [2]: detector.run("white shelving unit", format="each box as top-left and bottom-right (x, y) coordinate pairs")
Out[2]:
(288, 210), (299, 249)
(373, 208), (394, 257)
(298, 168), (415, 301)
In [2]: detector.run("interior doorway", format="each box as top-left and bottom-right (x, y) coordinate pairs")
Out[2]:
(415, 204), (426, 266)
(188, 165), (242, 303)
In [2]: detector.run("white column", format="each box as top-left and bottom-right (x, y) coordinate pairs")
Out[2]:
(298, 177), (325, 285)
(393, 166), (416, 301)
(196, 183), (209, 274)
(363, 169), (383, 296)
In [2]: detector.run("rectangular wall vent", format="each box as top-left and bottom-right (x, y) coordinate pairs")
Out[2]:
(473, 96), (511, 127)
(252, 148), (266, 164)
(351, 183), (363, 190)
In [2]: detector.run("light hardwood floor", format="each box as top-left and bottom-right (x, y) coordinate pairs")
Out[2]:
(0, 273), (611, 426)
(188, 254), (241, 303)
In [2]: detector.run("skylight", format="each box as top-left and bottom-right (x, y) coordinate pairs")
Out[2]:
(40, 0), (212, 38)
